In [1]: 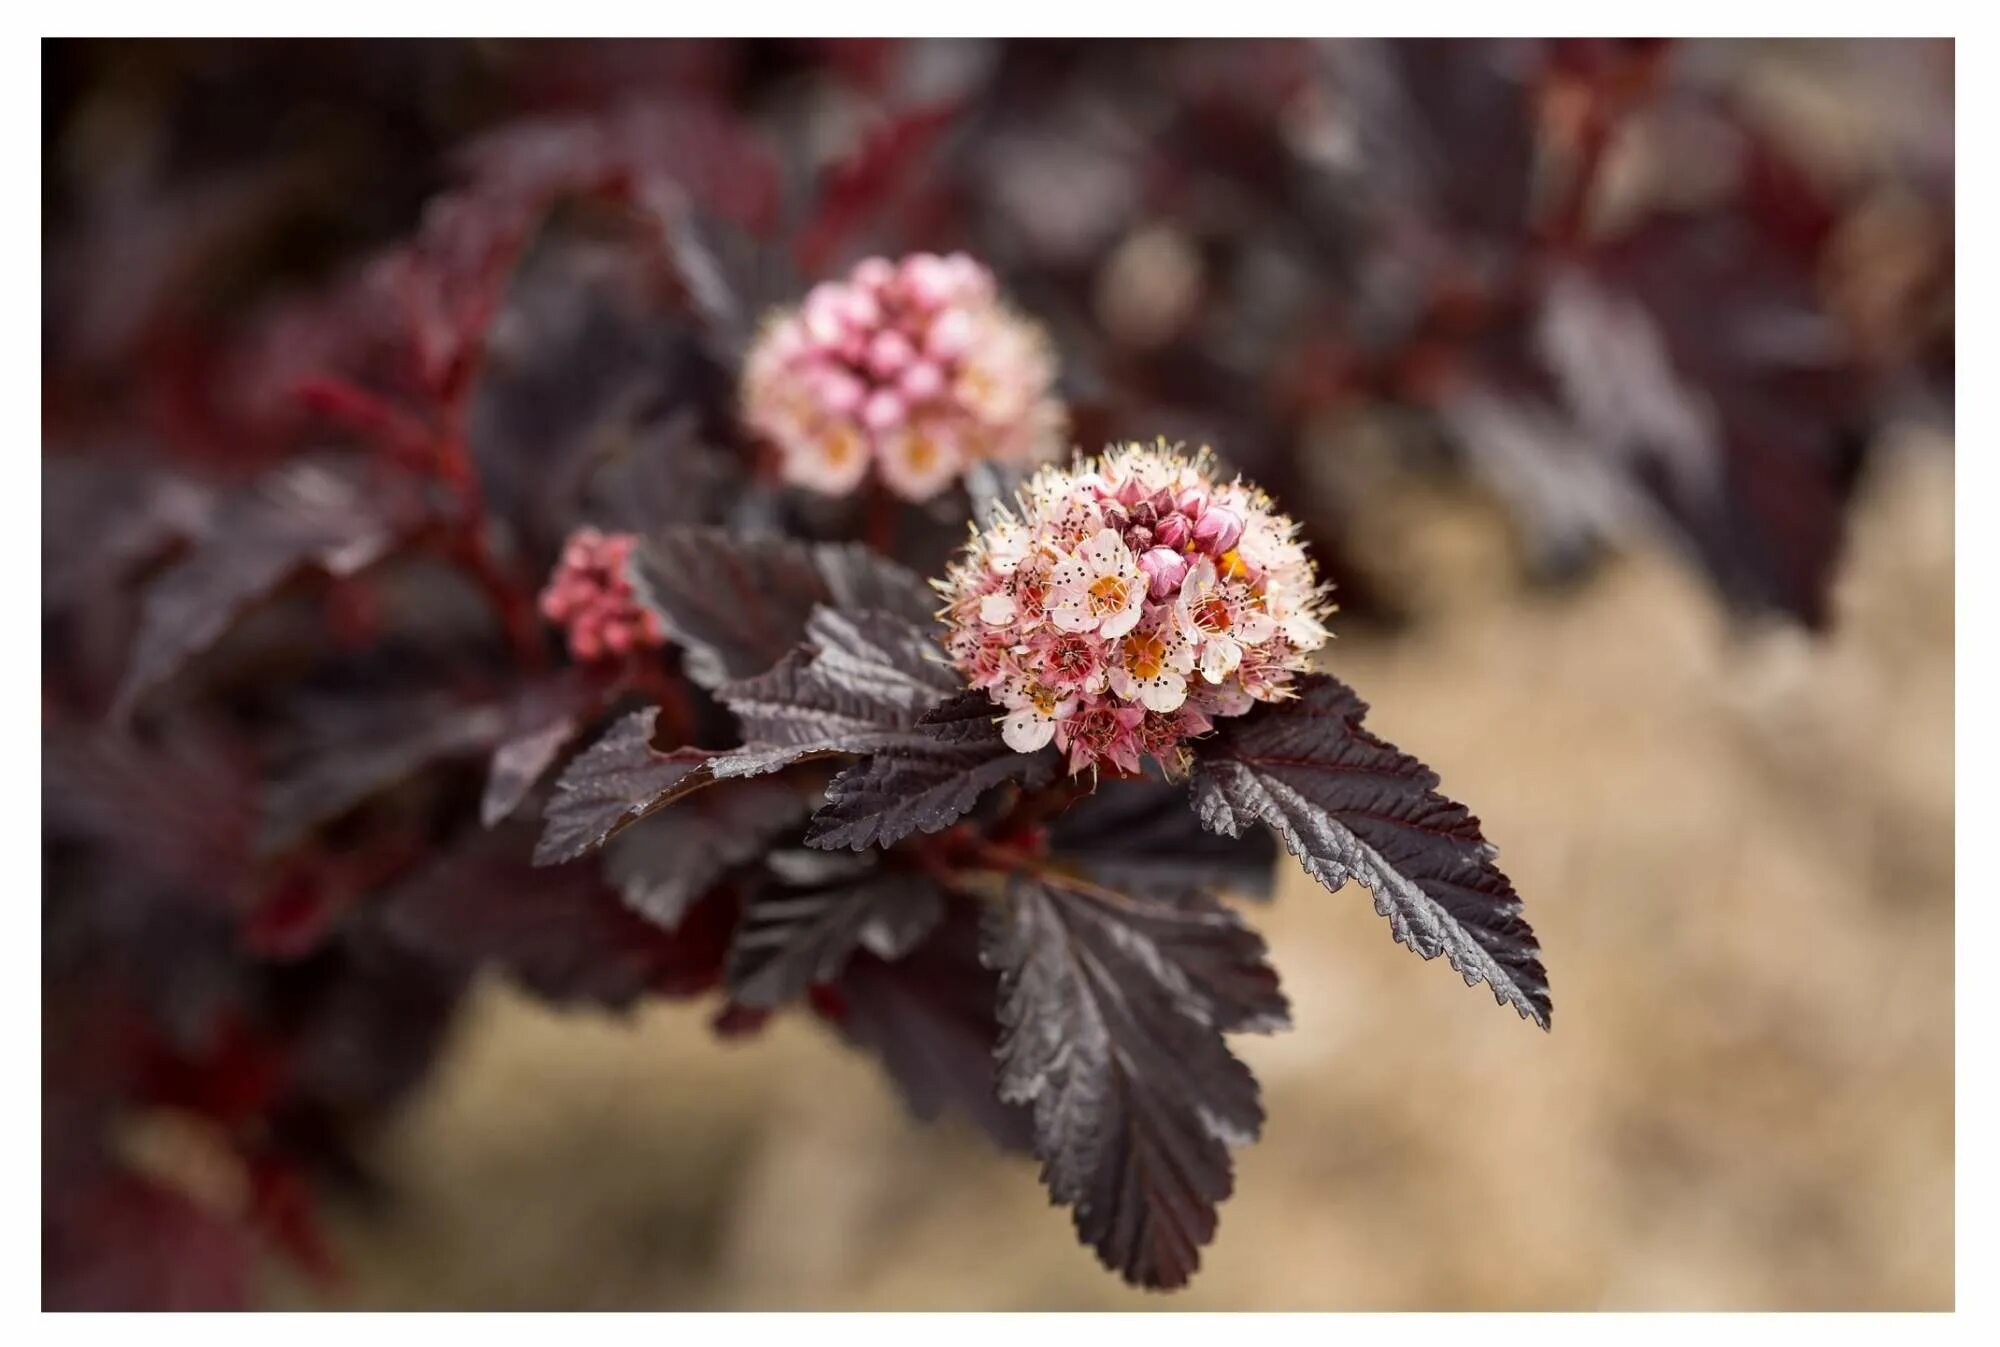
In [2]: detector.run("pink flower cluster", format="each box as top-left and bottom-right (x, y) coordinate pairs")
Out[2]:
(539, 528), (665, 662)
(741, 253), (1064, 501)
(940, 443), (1333, 775)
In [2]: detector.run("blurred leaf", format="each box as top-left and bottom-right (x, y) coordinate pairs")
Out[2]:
(1189, 673), (1550, 1027)
(727, 864), (946, 1008)
(818, 904), (1034, 1154)
(113, 459), (417, 719)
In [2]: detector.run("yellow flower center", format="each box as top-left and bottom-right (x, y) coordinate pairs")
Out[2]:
(1124, 629), (1168, 681)
(1087, 575), (1129, 616)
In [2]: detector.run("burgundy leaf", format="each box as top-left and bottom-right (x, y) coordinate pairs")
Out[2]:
(985, 870), (1287, 1289)
(727, 861), (946, 1008)
(260, 696), (510, 852)
(479, 670), (606, 827)
(604, 778), (812, 931)
(533, 709), (719, 865)
(627, 528), (936, 689)
(806, 691), (1060, 851)
(818, 906), (1035, 1155)
(113, 459), (416, 719)
(1188, 673), (1551, 1027)
(708, 606), (959, 779)
(1048, 777), (1279, 900)
(384, 828), (731, 1009)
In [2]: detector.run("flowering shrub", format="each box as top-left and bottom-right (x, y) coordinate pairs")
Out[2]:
(45, 36), (1948, 1309)
(941, 442), (1331, 772)
(742, 252), (1063, 501)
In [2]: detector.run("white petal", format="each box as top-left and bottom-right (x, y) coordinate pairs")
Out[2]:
(1079, 528), (1129, 576)
(1235, 609), (1278, 643)
(1139, 673), (1187, 713)
(1201, 636), (1242, 683)
(979, 593), (1017, 625)
(1098, 599), (1143, 639)
(1002, 710), (1056, 752)
(1050, 600), (1099, 633)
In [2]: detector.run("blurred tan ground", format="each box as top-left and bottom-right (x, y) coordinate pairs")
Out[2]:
(286, 433), (1952, 1311)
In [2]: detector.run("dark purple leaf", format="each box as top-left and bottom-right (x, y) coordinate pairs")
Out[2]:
(627, 528), (936, 689)
(1049, 777), (1279, 900)
(820, 906), (1035, 1155)
(384, 828), (730, 1009)
(533, 709), (718, 865)
(604, 779), (812, 931)
(985, 871), (1288, 1289)
(479, 671), (606, 828)
(806, 691), (1060, 851)
(728, 862), (946, 1008)
(1189, 673), (1551, 1027)
(113, 459), (416, 719)
(261, 696), (509, 852)
(708, 606), (959, 779)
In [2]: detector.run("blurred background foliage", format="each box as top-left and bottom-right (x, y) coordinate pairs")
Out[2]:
(44, 38), (1951, 1309)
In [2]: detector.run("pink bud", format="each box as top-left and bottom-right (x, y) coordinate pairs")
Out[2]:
(852, 256), (896, 292)
(867, 330), (915, 378)
(816, 367), (865, 415)
(1138, 547), (1188, 598)
(803, 284), (846, 344)
(944, 252), (993, 300)
(1192, 506), (1243, 555)
(925, 308), (975, 361)
(1154, 513), (1192, 550)
(899, 360), (944, 401)
(1113, 475), (1147, 507)
(602, 621), (635, 656)
(902, 253), (954, 309)
(1124, 525), (1153, 552)
(841, 288), (882, 331)
(1174, 486), (1209, 519)
(862, 388), (906, 431)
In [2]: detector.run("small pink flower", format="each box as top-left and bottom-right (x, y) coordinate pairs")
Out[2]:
(1049, 529), (1146, 639)
(742, 254), (1064, 502)
(539, 528), (665, 664)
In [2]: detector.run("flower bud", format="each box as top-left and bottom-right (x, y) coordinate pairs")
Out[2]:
(852, 256), (896, 292)
(1154, 512), (1192, 550)
(1192, 506), (1243, 555)
(902, 253), (954, 309)
(925, 308), (975, 361)
(862, 389), (907, 431)
(1124, 524), (1153, 552)
(1138, 546), (1189, 598)
(899, 360), (944, 401)
(867, 330), (915, 378)
(816, 367), (865, 415)
(1175, 486), (1209, 520)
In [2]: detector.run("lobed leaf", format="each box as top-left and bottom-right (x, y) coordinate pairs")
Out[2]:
(532, 709), (719, 865)
(604, 779), (812, 932)
(806, 691), (1060, 851)
(1048, 777), (1279, 900)
(627, 528), (936, 689)
(984, 871), (1288, 1289)
(727, 861), (946, 1008)
(1188, 673), (1551, 1027)
(113, 459), (414, 719)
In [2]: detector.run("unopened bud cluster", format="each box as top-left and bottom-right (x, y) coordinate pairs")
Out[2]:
(741, 253), (1064, 501)
(539, 528), (664, 662)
